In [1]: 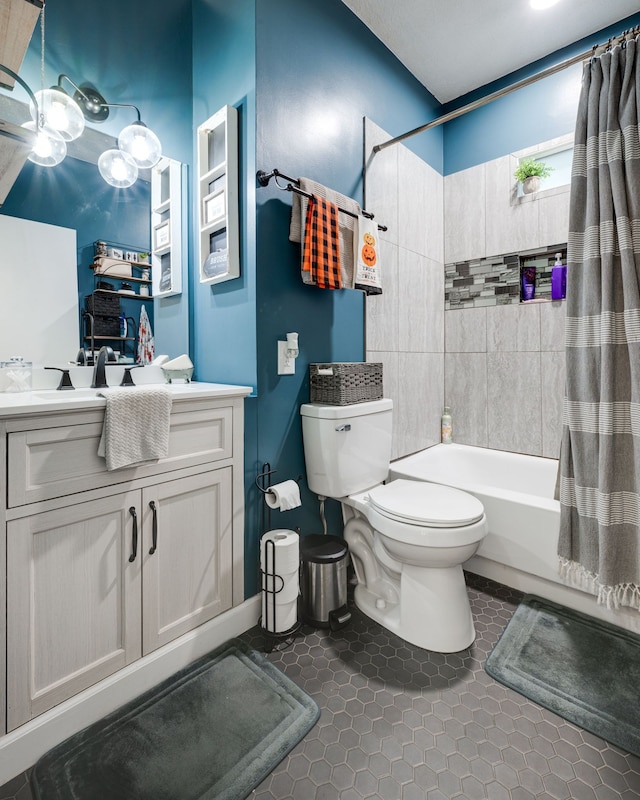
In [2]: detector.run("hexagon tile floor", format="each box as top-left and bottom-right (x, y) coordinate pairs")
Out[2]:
(2, 573), (640, 799)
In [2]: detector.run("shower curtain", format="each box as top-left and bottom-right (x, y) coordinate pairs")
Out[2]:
(558, 33), (640, 610)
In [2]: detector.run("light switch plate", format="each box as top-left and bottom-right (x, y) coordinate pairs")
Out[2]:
(277, 341), (295, 375)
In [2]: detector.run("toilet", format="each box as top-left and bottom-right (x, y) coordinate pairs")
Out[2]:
(300, 398), (488, 652)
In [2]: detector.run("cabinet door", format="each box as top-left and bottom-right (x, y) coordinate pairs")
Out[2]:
(7, 493), (142, 731)
(142, 468), (233, 654)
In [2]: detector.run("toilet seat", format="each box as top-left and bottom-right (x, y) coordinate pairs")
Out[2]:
(367, 479), (484, 528)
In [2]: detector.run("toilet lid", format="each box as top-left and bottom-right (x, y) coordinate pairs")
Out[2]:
(367, 480), (484, 528)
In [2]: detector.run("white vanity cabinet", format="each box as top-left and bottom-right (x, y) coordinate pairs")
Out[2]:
(1, 388), (248, 733)
(7, 492), (144, 731)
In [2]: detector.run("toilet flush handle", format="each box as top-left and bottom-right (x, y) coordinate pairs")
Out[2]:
(335, 424), (351, 432)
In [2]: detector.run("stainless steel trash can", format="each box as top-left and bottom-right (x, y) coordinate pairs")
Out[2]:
(300, 534), (351, 630)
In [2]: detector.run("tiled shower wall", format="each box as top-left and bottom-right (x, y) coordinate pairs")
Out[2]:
(444, 136), (571, 458)
(364, 119), (444, 460)
(364, 128), (570, 460)
(445, 302), (565, 458)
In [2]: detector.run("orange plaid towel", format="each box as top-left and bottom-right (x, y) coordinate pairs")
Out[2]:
(301, 194), (342, 289)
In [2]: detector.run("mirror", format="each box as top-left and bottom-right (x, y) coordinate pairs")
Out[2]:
(0, 113), (164, 367)
(0, 215), (78, 366)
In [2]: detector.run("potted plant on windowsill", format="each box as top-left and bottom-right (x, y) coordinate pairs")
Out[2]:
(514, 158), (554, 194)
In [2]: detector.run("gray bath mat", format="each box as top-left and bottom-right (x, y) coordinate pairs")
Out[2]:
(31, 638), (319, 799)
(486, 595), (640, 756)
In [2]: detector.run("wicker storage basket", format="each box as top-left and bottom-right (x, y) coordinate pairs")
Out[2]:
(85, 292), (120, 318)
(85, 293), (120, 336)
(309, 362), (383, 405)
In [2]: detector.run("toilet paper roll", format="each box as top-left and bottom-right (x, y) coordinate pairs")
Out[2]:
(261, 568), (299, 603)
(265, 480), (301, 511)
(260, 529), (300, 574)
(262, 597), (298, 634)
(260, 569), (300, 603)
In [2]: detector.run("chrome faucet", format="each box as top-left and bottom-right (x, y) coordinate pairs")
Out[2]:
(91, 346), (115, 389)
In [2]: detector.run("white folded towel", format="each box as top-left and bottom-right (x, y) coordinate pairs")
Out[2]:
(97, 386), (172, 471)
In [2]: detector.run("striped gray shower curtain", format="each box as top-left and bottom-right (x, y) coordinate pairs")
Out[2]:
(558, 34), (640, 611)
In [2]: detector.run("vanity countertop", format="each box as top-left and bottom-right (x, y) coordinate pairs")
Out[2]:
(0, 382), (253, 418)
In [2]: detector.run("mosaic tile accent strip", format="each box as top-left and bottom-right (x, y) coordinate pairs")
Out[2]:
(445, 245), (567, 310)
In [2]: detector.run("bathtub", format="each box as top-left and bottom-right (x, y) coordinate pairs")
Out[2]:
(389, 443), (640, 633)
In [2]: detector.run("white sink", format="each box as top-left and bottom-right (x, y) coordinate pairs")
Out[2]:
(32, 388), (102, 400)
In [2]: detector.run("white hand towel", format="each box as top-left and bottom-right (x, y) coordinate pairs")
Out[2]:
(97, 386), (172, 471)
(353, 215), (383, 295)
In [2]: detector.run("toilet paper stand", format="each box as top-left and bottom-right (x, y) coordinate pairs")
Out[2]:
(260, 536), (301, 641)
(257, 463), (302, 649)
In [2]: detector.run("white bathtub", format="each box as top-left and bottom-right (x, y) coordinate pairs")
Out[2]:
(389, 443), (640, 633)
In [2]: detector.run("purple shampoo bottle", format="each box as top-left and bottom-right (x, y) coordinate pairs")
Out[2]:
(551, 253), (567, 300)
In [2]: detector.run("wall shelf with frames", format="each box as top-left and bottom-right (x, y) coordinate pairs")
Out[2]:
(151, 156), (183, 298)
(197, 105), (239, 285)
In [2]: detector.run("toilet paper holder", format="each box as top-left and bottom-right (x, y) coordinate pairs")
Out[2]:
(255, 465), (302, 499)
(256, 462), (302, 552)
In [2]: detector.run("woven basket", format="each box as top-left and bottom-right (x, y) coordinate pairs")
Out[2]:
(85, 292), (120, 318)
(309, 362), (383, 405)
(85, 293), (120, 337)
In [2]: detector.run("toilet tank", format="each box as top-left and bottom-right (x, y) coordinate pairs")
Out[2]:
(300, 398), (393, 497)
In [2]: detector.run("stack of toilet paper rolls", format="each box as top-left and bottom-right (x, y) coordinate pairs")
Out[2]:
(260, 529), (300, 633)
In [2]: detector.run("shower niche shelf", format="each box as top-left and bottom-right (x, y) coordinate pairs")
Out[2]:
(519, 244), (567, 304)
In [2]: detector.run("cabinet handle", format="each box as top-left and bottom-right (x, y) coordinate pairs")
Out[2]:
(149, 500), (158, 555)
(128, 506), (138, 563)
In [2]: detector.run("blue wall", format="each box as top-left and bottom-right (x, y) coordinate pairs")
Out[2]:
(191, 0), (257, 390)
(250, 0), (442, 594)
(443, 12), (640, 174)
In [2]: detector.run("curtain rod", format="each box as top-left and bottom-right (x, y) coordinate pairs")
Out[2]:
(257, 168), (387, 231)
(373, 27), (639, 154)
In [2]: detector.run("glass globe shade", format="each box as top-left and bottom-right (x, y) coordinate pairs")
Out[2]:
(22, 121), (67, 167)
(32, 89), (85, 142)
(98, 149), (139, 188)
(118, 122), (162, 169)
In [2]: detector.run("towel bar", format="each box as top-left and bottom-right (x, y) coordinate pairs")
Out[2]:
(257, 168), (387, 232)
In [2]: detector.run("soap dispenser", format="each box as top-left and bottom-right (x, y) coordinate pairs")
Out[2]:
(441, 406), (453, 444)
(551, 253), (567, 300)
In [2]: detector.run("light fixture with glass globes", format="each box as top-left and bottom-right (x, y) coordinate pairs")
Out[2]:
(56, 75), (163, 186)
(0, 62), (160, 182)
(2, 1), (158, 184)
